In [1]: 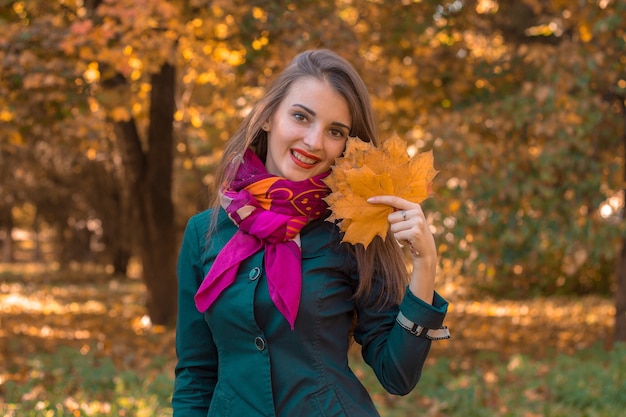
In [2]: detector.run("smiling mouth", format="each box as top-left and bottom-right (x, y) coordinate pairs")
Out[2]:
(291, 149), (320, 167)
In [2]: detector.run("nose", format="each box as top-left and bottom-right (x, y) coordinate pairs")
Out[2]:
(303, 126), (324, 150)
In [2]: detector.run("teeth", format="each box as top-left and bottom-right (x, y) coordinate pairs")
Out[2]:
(292, 151), (317, 165)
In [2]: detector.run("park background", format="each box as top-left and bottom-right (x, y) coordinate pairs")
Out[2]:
(1, 0), (625, 415)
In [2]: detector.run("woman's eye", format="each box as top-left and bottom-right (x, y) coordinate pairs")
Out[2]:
(293, 112), (307, 122)
(330, 128), (346, 138)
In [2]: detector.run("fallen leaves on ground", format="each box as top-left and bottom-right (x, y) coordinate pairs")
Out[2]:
(432, 296), (615, 362)
(0, 263), (176, 389)
(0, 263), (617, 406)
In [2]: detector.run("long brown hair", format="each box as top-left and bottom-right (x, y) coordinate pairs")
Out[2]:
(210, 49), (407, 306)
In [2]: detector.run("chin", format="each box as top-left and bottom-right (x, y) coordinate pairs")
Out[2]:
(285, 174), (309, 182)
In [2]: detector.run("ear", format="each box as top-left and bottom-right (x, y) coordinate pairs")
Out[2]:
(262, 120), (271, 131)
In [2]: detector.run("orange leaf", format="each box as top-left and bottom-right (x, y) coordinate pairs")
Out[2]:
(323, 135), (438, 248)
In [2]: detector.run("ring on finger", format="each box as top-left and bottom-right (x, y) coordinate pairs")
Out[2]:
(401, 210), (407, 220)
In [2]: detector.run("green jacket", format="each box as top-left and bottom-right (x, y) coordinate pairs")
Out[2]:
(173, 209), (448, 417)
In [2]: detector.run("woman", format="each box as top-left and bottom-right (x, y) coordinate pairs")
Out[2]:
(173, 49), (450, 417)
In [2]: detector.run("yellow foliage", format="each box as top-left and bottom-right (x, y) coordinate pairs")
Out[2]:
(0, 109), (14, 122)
(475, 0), (499, 14)
(130, 69), (142, 81)
(449, 200), (461, 212)
(579, 23), (593, 42)
(214, 23), (229, 39)
(252, 34), (269, 51)
(324, 135), (438, 247)
(252, 7), (267, 23)
(227, 50), (245, 66)
(83, 62), (100, 84)
(110, 107), (131, 122)
(190, 115), (203, 128)
(197, 71), (217, 85)
(9, 131), (23, 145)
(339, 6), (359, 26)
(86, 148), (97, 161)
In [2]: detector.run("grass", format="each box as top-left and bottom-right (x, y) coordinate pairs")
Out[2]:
(1, 343), (625, 416)
(358, 342), (626, 417)
(1, 345), (172, 417)
(0, 263), (622, 416)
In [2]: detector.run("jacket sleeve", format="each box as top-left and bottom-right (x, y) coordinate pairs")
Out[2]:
(353, 285), (448, 396)
(172, 214), (218, 416)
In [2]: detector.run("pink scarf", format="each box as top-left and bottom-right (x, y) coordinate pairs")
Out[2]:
(194, 149), (330, 329)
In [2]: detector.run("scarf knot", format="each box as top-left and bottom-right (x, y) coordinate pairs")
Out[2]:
(194, 149), (330, 329)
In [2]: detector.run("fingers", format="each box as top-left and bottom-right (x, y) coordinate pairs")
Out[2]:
(367, 195), (415, 211)
(368, 196), (434, 259)
(389, 208), (420, 229)
(390, 210), (428, 246)
(367, 195), (420, 223)
(367, 195), (424, 226)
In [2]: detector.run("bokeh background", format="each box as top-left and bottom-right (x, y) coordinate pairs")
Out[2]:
(1, 1), (625, 416)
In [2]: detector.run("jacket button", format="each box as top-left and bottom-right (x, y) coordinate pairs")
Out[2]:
(254, 336), (266, 351)
(248, 267), (261, 281)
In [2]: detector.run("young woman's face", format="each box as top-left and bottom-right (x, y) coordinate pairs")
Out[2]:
(265, 77), (351, 181)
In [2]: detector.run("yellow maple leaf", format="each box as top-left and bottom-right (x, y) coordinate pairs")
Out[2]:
(324, 135), (438, 248)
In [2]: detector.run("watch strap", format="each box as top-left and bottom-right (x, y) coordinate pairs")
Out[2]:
(396, 311), (451, 340)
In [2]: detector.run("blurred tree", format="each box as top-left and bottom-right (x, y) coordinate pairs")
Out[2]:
(0, 1), (137, 290)
(0, 148), (16, 263)
(410, 0), (625, 340)
(70, 0), (180, 325)
(1, 0), (624, 337)
(614, 95), (626, 342)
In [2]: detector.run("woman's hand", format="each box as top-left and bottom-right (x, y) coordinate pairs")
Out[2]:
(367, 195), (436, 304)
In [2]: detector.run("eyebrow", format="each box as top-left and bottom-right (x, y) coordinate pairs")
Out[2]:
(292, 104), (352, 131)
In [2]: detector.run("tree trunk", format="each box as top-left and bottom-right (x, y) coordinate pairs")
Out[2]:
(0, 208), (13, 263)
(615, 243), (626, 342)
(616, 98), (626, 343)
(115, 63), (178, 326)
(0, 229), (11, 263)
(95, 154), (135, 277)
(142, 62), (178, 326)
(100, 184), (134, 276)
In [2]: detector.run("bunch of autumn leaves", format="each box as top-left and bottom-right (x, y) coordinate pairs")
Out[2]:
(323, 135), (438, 248)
